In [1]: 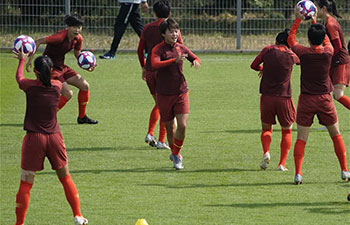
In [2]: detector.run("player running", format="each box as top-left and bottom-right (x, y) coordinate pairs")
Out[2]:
(26, 13), (98, 124)
(151, 18), (200, 169)
(137, 0), (182, 149)
(13, 50), (88, 225)
(250, 29), (300, 171)
(287, 9), (350, 185)
(314, 0), (350, 110)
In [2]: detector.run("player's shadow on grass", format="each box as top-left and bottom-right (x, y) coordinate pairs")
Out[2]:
(0, 123), (23, 127)
(205, 202), (349, 215)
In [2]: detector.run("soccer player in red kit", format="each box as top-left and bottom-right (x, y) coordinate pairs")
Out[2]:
(137, 0), (183, 149)
(315, 0), (350, 110)
(251, 29), (299, 171)
(151, 18), (200, 169)
(13, 50), (88, 225)
(26, 13), (98, 124)
(287, 10), (350, 184)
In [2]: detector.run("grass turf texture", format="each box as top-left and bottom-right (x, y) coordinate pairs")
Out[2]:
(1, 52), (349, 224)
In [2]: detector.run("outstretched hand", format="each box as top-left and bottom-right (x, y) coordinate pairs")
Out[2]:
(12, 48), (29, 60)
(191, 60), (200, 69)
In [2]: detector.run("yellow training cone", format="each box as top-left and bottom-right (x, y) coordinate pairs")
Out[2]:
(135, 219), (149, 225)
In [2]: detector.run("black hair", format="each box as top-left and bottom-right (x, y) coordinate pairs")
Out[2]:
(159, 18), (179, 35)
(307, 23), (326, 45)
(315, 0), (342, 18)
(153, 0), (171, 18)
(348, 40), (350, 55)
(64, 13), (84, 27)
(34, 56), (53, 87)
(276, 29), (290, 48)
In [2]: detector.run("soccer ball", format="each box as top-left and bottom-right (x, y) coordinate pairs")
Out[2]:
(297, 0), (316, 20)
(13, 35), (36, 55)
(77, 51), (96, 70)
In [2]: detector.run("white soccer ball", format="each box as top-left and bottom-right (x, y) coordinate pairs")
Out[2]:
(13, 35), (36, 55)
(78, 51), (96, 70)
(297, 0), (316, 20)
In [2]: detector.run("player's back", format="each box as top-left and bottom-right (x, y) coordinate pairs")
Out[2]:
(21, 79), (62, 134)
(142, 20), (164, 71)
(260, 45), (298, 97)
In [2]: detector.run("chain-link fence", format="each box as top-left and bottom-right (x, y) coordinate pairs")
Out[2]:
(1, 0), (349, 51)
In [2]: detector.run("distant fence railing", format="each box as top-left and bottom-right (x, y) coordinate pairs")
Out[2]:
(1, 0), (349, 51)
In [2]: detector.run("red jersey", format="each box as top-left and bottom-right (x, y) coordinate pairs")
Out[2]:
(288, 19), (334, 95)
(251, 45), (299, 97)
(151, 41), (200, 95)
(16, 59), (62, 134)
(43, 29), (83, 69)
(325, 16), (350, 66)
(137, 19), (183, 71)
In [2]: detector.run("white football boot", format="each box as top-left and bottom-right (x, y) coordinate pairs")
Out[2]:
(341, 171), (350, 181)
(145, 133), (157, 147)
(260, 152), (270, 170)
(156, 141), (170, 150)
(74, 216), (88, 225)
(277, 165), (288, 171)
(294, 174), (302, 185)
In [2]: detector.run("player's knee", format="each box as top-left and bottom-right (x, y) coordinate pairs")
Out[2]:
(333, 91), (343, 100)
(81, 81), (90, 91)
(64, 90), (73, 99)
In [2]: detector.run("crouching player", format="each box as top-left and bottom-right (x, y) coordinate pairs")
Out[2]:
(151, 18), (200, 169)
(250, 29), (299, 171)
(26, 13), (98, 124)
(287, 10), (350, 184)
(13, 50), (88, 225)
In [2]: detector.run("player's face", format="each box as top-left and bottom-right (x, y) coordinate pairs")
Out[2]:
(163, 28), (179, 45)
(68, 25), (82, 37)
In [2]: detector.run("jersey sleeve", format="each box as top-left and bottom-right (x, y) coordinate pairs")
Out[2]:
(250, 47), (268, 71)
(182, 45), (200, 64)
(287, 18), (301, 49)
(151, 44), (176, 69)
(137, 36), (146, 67)
(74, 35), (83, 51)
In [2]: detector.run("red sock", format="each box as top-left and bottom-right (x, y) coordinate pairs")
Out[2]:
(332, 134), (348, 171)
(293, 139), (306, 176)
(337, 95), (350, 110)
(58, 95), (69, 110)
(15, 180), (33, 225)
(172, 138), (184, 156)
(148, 105), (159, 136)
(158, 120), (166, 143)
(261, 129), (272, 155)
(78, 90), (89, 119)
(59, 174), (82, 217)
(279, 129), (292, 167)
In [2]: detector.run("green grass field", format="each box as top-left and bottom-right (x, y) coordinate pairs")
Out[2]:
(1, 52), (349, 225)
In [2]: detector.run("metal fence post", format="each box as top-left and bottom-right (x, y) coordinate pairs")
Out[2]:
(236, 0), (242, 50)
(65, 0), (71, 15)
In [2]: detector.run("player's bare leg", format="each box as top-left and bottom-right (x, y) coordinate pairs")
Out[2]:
(333, 83), (350, 110)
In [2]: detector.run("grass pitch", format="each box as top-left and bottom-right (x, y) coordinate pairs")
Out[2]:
(1, 52), (349, 225)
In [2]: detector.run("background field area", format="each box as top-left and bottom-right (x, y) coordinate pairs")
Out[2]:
(1, 52), (349, 224)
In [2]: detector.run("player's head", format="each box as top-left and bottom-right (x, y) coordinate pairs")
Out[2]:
(275, 29), (290, 48)
(34, 56), (53, 87)
(307, 23), (326, 46)
(64, 13), (84, 27)
(153, 0), (171, 19)
(160, 18), (179, 44)
(314, 0), (342, 18)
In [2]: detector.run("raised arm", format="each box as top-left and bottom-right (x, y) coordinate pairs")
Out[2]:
(26, 37), (46, 72)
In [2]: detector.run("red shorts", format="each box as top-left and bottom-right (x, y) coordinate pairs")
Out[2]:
(260, 94), (296, 127)
(157, 92), (189, 122)
(21, 132), (68, 171)
(146, 71), (157, 95)
(51, 65), (78, 83)
(330, 63), (350, 86)
(296, 94), (337, 127)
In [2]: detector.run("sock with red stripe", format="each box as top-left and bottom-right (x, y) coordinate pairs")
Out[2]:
(58, 95), (69, 110)
(171, 138), (184, 156)
(332, 134), (348, 171)
(261, 128), (272, 155)
(279, 129), (292, 167)
(59, 174), (82, 217)
(78, 90), (89, 119)
(148, 105), (159, 136)
(337, 95), (350, 110)
(158, 120), (167, 143)
(15, 180), (33, 225)
(293, 139), (306, 176)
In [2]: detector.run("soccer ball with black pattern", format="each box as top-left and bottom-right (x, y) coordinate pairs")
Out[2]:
(13, 35), (36, 55)
(297, 0), (316, 20)
(78, 51), (96, 70)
